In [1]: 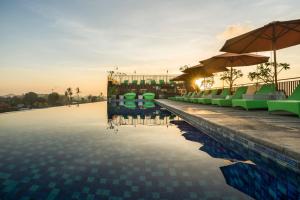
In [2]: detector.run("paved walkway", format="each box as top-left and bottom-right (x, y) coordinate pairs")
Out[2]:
(156, 99), (300, 171)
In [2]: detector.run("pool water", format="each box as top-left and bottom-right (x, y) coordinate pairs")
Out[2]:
(0, 102), (299, 200)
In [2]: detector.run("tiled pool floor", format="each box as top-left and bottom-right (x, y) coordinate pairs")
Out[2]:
(0, 102), (299, 200)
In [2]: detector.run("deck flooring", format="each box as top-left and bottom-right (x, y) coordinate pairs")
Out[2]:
(155, 99), (300, 170)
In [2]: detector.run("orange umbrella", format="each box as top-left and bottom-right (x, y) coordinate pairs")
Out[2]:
(220, 19), (300, 90)
(182, 64), (214, 77)
(200, 53), (269, 93)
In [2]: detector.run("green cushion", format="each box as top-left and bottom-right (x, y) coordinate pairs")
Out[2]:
(288, 84), (300, 100)
(159, 80), (165, 85)
(140, 80), (145, 85)
(256, 84), (275, 94)
(211, 99), (233, 107)
(124, 92), (136, 100)
(132, 80), (138, 85)
(143, 93), (155, 100)
(220, 88), (230, 98)
(232, 87), (248, 99)
(268, 100), (300, 117)
(150, 80), (156, 85)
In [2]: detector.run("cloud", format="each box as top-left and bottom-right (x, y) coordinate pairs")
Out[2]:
(217, 23), (253, 41)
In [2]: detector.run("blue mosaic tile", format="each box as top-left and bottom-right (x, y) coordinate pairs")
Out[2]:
(0, 103), (299, 200)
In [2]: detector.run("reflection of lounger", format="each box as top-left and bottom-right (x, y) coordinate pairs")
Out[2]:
(143, 101), (155, 108)
(124, 101), (136, 109)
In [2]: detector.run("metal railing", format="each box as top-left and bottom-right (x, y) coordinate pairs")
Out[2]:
(111, 74), (179, 84)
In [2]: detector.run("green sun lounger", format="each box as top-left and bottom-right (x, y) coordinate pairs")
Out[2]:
(143, 92), (155, 100)
(268, 84), (300, 117)
(132, 80), (138, 85)
(150, 80), (156, 85)
(140, 80), (145, 85)
(124, 92), (136, 100)
(184, 92), (196, 102)
(212, 87), (248, 107)
(168, 92), (187, 101)
(159, 80), (165, 85)
(189, 91), (204, 103)
(232, 84), (275, 110)
(174, 92), (191, 101)
(192, 90), (210, 103)
(197, 89), (219, 104)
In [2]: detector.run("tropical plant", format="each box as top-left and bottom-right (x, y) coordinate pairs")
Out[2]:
(64, 87), (73, 104)
(87, 95), (93, 102)
(220, 69), (243, 94)
(199, 77), (214, 90)
(75, 87), (80, 101)
(48, 92), (60, 106)
(23, 92), (38, 107)
(179, 65), (189, 72)
(248, 62), (290, 84)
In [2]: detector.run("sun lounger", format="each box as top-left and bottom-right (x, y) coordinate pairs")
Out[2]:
(197, 89), (219, 104)
(232, 84), (276, 110)
(184, 92), (196, 102)
(189, 91), (204, 103)
(268, 84), (300, 117)
(212, 87), (248, 107)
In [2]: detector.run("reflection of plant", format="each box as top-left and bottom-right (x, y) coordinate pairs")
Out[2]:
(65, 87), (73, 104)
(248, 62), (290, 84)
(108, 85), (117, 97)
(220, 69), (243, 94)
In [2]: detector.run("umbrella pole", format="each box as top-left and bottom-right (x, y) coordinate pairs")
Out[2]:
(230, 66), (233, 94)
(272, 24), (278, 91)
(273, 49), (278, 91)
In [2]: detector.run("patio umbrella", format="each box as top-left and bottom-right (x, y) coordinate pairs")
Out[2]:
(220, 19), (300, 90)
(183, 64), (217, 90)
(200, 53), (269, 93)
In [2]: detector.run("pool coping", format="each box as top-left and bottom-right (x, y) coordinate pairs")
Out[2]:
(155, 99), (300, 172)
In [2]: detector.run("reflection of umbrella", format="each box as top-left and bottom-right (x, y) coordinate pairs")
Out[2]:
(201, 53), (269, 93)
(220, 19), (300, 90)
(220, 162), (300, 200)
(182, 132), (245, 161)
(171, 120), (245, 161)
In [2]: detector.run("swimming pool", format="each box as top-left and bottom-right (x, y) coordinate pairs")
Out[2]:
(0, 102), (299, 200)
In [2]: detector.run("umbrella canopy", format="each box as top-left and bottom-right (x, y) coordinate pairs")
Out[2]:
(220, 19), (300, 90)
(200, 53), (269, 93)
(201, 53), (269, 68)
(182, 64), (214, 77)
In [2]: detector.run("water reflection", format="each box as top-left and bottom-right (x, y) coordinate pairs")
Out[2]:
(171, 120), (300, 200)
(107, 101), (177, 133)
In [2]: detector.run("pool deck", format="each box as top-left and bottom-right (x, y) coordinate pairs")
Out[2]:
(155, 99), (300, 171)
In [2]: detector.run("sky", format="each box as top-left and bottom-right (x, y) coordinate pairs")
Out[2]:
(1, 0), (300, 96)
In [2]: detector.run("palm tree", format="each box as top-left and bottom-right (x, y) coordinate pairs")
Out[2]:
(66, 87), (73, 104)
(75, 87), (80, 102)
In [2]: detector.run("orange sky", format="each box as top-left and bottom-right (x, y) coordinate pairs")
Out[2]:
(1, 1), (300, 96)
